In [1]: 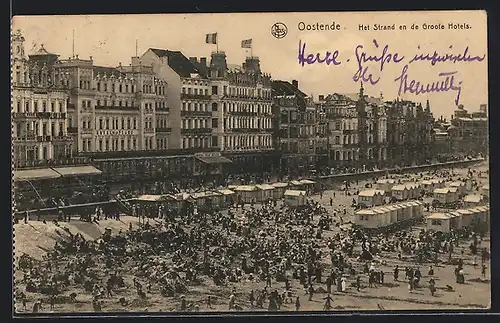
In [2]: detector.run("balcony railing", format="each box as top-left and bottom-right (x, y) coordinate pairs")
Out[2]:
(181, 93), (211, 101)
(12, 112), (37, 118)
(155, 127), (172, 133)
(181, 110), (212, 117)
(14, 157), (91, 170)
(78, 147), (220, 159)
(95, 105), (140, 111)
(35, 112), (52, 118)
(181, 127), (213, 134)
(13, 135), (36, 141)
(229, 111), (258, 117)
(229, 128), (269, 133)
(36, 135), (54, 142)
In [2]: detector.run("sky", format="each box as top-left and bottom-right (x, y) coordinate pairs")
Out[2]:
(12, 11), (488, 119)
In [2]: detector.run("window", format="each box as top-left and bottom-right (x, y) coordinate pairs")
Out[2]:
(211, 86), (218, 95)
(212, 102), (218, 112)
(212, 118), (218, 128)
(432, 220), (442, 225)
(104, 83), (108, 92)
(133, 119), (137, 129)
(119, 84), (122, 92)
(106, 119), (110, 129)
(42, 101), (47, 112)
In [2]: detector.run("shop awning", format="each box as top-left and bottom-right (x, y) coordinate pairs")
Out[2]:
(52, 165), (102, 177)
(195, 155), (232, 164)
(14, 168), (61, 182)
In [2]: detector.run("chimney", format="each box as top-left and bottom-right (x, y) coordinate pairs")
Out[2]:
(200, 57), (207, 66)
(292, 80), (299, 88)
(189, 57), (198, 64)
(318, 95), (324, 101)
(89, 56), (93, 61)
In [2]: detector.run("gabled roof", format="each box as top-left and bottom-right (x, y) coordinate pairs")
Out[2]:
(272, 80), (307, 97)
(149, 48), (206, 78)
(464, 194), (483, 203)
(359, 189), (384, 197)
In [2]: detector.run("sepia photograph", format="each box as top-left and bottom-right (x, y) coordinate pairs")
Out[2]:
(11, 10), (489, 314)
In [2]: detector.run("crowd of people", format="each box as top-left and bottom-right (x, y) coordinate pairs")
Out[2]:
(15, 165), (490, 312)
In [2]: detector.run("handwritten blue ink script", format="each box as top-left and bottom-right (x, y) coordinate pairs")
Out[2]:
(297, 39), (486, 105)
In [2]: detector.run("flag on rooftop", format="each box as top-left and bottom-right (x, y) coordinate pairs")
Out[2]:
(205, 33), (217, 44)
(241, 39), (252, 49)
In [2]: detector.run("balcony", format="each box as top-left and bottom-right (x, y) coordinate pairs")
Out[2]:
(36, 112), (52, 118)
(12, 112), (37, 118)
(229, 111), (258, 117)
(14, 157), (91, 170)
(155, 127), (172, 133)
(95, 105), (140, 111)
(52, 112), (67, 119)
(181, 110), (212, 117)
(229, 128), (268, 134)
(13, 135), (36, 142)
(36, 135), (53, 142)
(181, 93), (211, 101)
(53, 135), (73, 141)
(78, 147), (220, 159)
(181, 127), (212, 134)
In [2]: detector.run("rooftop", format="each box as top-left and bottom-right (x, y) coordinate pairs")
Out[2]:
(149, 48), (207, 78)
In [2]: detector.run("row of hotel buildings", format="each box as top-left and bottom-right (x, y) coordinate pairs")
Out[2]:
(11, 30), (488, 183)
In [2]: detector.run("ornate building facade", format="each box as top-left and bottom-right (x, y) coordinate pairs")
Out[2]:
(57, 54), (168, 155)
(448, 104), (488, 156)
(272, 80), (317, 177)
(11, 30), (73, 168)
(386, 99), (434, 167)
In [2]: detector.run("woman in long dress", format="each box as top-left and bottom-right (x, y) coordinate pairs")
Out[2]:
(341, 277), (346, 292)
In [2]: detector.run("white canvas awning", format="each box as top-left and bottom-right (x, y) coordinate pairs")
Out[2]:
(284, 190), (306, 196)
(52, 165), (102, 177)
(14, 168), (61, 181)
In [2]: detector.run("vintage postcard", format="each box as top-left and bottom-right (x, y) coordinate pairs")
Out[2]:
(11, 10), (489, 314)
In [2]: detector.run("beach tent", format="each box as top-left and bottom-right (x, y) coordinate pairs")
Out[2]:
(233, 185), (260, 204)
(256, 184), (275, 202)
(463, 194), (484, 208)
(357, 189), (385, 207)
(391, 185), (410, 201)
(355, 209), (380, 229)
(217, 189), (236, 207)
(427, 213), (454, 232)
(449, 181), (467, 195)
(376, 179), (396, 192)
(271, 182), (289, 199)
(284, 190), (307, 207)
